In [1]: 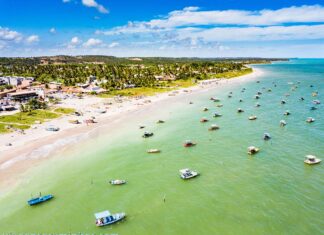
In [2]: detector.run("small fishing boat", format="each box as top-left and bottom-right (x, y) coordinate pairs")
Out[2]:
(249, 115), (257, 120)
(228, 95), (232, 98)
(183, 140), (196, 147)
(179, 168), (199, 180)
(95, 210), (126, 227)
(284, 110), (290, 116)
(202, 107), (209, 111)
(247, 146), (260, 155)
(84, 119), (96, 124)
(210, 97), (220, 102)
(208, 124), (220, 131)
(142, 131), (154, 138)
(255, 103), (261, 107)
(263, 133), (271, 140)
(281, 100), (286, 104)
(310, 106), (317, 111)
(313, 100), (321, 105)
(239, 99), (243, 102)
(157, 120), (165, 124)
(257, 91), (262, 95)
(45, 125), (60, 131)
(68, 120), (79, 124)
(147, 149), (161, 153)
(300, 97), (305, 101)
(237, 108), (244, 113)
(200, 117), (209, 123)
(304, 155), (321, 165)
(312, 92), (318, 97)
(110, 180), (126, 185)
(216, 104), (223, 107)
(254, 95), (260, 99)
(74, 111), (82, 116)
(267, 88), (272, 92)
(213, 112), (222, 117)
(189, 101), (193, 104)
(139, 125), (145, 129)
(280, 120), (287, 126)
(28, 194), (54, 206)
(306, 117), (315, 123)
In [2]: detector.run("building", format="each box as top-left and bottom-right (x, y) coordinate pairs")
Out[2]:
(7, 90), (38, 102)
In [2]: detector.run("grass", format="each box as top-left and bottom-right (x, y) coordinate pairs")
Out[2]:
(53, 107), (75, 114)
(212, 68), (253, 79)
(0, 110), (61, 133)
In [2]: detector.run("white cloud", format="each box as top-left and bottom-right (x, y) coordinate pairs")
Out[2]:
(0, 27), (22, 42)
(83, 38), (102, 47)
(108, 42), (119, 48)
(67, 36), (81, 48)
(26, 35), (39, 44)
(82, 0), (108, 14)
(49, 28), (56, 34)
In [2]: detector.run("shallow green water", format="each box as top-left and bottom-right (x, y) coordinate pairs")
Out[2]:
(0, 59), (323, 234)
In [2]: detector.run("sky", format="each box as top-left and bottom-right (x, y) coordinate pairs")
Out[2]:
(1, 0), (324, 58)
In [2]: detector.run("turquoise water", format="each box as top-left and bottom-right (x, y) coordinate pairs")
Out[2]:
(0, 59), (323, 234)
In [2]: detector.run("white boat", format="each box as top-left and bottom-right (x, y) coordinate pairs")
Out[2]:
(147, 149), (161, 153)
(304, 155), (321, 165)
(110, 179), (126, 185)
(213, 112), (222, 117)
(284, 110), (290, 116)
(179, 168), (199, 180)
(95, 210), (126, 227)
(313, 100), (320, 104)
(208, 124), (220, 131)
(249, 115), (257, 120)
(280, 120), (287, 126)
(306, 117), (315, 123)
(45, 125), (60, 131)
(247, 146), (260, 155)
(200, 117), (209, 123)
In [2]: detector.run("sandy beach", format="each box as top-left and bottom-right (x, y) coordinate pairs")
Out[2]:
(0, 67), (263, 191)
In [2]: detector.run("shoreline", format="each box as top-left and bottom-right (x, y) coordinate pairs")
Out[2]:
(0, 67), (264, 193)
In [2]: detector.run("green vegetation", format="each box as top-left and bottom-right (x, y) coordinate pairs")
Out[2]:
(53, 107), (75, 114)
(20, 98), (47, 112)
(212, 68), (253, 79)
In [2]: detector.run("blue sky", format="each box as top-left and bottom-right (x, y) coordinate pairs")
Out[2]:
(1, 0), (324, 57)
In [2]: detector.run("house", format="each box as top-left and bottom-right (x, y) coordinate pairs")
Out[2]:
(154, 74), (176, 81)
(7, 90), (38, 102)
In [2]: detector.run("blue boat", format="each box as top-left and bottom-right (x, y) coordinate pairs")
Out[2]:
(27, 194), (54, 206)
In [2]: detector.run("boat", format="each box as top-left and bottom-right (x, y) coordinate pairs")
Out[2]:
(139, 125), (145, 129)
(304, 155), (321, 165)
(189, 101), (193, 104)
(255, 103), (261, 107)
(257, 91), (262, 95)
(202, 107), (209, 111)
(142, 131), (154, 138)
(228, 95), (232, 98)
(254, 95), (260, 99)
(306, 117), (315, 123)
(208, 124), (220, 131)
(281, 100), (286, 104)
(300, 97), (305, 101)
(110, 180), (126, 185)
(28, 194), (54, 206)
(239, 99), (243, 102)
(210, 97), (220, 102)
(247, 146), (260, 155)
(310, 106), (317, 111)
(147, 149), (161, 153)
(267, 88), (272, 92)
(200, 118), (209, 123)
(183, 140), (196, 147)
(237, 108), (244, 113)
(45, 125), (60, 131)
(312, 92), (318, 97)
(157, 120), (165, 124)
(280, 120), (287, 126)
(216, 104), (223, 107)
(84, 119), (96, 124)
(74, 111), (82, 116)
(313, 100), (321, 105)
(95, 210), (126, 227)
(249, 115), (257, 120)
(284, 110), (290, 116)
(213, 112), (222, 117)
(263, 133), (271, 140)
(68, 120), (79, 124)
(179, 168), (199, 180)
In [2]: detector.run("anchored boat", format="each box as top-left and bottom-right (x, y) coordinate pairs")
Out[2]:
(95, 210), (126, 227)
(110, 180), (126, 185)
(247, 146), (260, 155)
(142, 131), (154, 138)
(147, 149), (161, 153)
(179, 168), (199, 180)
(27, 194), (54, 206)
(304, 155), (321, 165)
